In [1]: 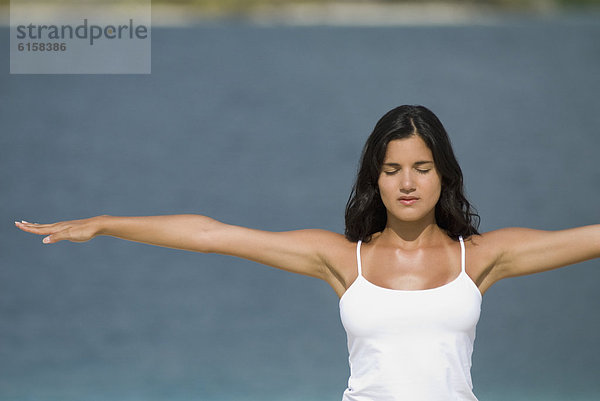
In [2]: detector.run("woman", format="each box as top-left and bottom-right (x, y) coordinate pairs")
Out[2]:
(15, 105), (600, 401)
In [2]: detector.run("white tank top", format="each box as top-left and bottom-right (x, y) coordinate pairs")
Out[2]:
(339, 236), (482, 401)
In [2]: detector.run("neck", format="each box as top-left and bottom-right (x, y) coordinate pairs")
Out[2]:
(379, 213), (446, 249)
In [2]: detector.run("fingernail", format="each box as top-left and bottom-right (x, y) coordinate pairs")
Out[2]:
(43, 237), (50, 243)
(21, 220), (30, 223)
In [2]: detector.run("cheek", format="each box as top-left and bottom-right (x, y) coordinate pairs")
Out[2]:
(431, 179), (442, 202)
(422, 176), (442, 201)
(376, 176), (387, 193)
(377, 180), (395, 206)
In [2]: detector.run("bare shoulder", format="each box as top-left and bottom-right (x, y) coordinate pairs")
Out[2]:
(475, 227), (540, 242)
(466, 227), (555, 261)
(462, 229), (514, 295)
(274, 228), (358, 298)
(463, 227), (555, 294)
(465, 227), (531, 256)
(309, 230), (359, 298)
(470, 225), (600, 287)
(209, 224), (357, 298)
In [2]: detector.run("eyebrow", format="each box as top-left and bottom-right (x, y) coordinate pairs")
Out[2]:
(382, 161), (434, 167)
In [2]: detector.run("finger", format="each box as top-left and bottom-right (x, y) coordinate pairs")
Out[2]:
(42, 229), (63, 244)
(19, 221), (55, 227)
(16, 220), (63, 228)
(43, 228), (71, 244)
(15, 222), (42, 232)
(15, 222), (39, 232)
(15, 223), (65, 236)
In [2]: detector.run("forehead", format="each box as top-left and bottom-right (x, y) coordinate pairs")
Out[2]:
(383, 136), (433, 162)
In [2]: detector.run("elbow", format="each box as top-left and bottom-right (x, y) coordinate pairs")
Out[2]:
(190, 214), (222, 254)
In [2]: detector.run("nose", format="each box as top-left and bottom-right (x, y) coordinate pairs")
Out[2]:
(399, 171), (416, 194)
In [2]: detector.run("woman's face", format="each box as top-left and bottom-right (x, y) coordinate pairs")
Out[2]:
(377, 135), (442, 224)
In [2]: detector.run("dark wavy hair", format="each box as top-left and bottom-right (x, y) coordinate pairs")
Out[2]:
(344, 105), (480, 242)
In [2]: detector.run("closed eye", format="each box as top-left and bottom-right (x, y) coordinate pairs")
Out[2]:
(383, 169), (431, 175)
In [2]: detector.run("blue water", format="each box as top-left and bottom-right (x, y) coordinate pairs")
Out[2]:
(1, 12), (600, 401)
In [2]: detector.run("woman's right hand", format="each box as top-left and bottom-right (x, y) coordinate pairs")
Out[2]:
(14, 216), (106, 244)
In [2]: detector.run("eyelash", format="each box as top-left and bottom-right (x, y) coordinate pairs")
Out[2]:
(384, 169), (431, 176)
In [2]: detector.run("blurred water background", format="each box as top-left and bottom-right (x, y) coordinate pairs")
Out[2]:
(1, 1), (600, 400)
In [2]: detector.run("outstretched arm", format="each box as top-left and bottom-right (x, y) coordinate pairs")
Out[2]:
(485, 224), (600, 284)
(14, 215), (348, 284)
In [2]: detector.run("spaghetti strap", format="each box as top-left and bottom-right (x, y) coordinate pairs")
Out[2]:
(458, 236), (466, 273)
(356, 240), (363, 277)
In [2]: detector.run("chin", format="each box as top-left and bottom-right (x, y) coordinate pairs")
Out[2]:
(388, 207), (436, 223)
(390, 212), (428, 223)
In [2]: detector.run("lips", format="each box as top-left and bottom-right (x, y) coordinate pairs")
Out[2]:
(398, 196), (419, 205)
